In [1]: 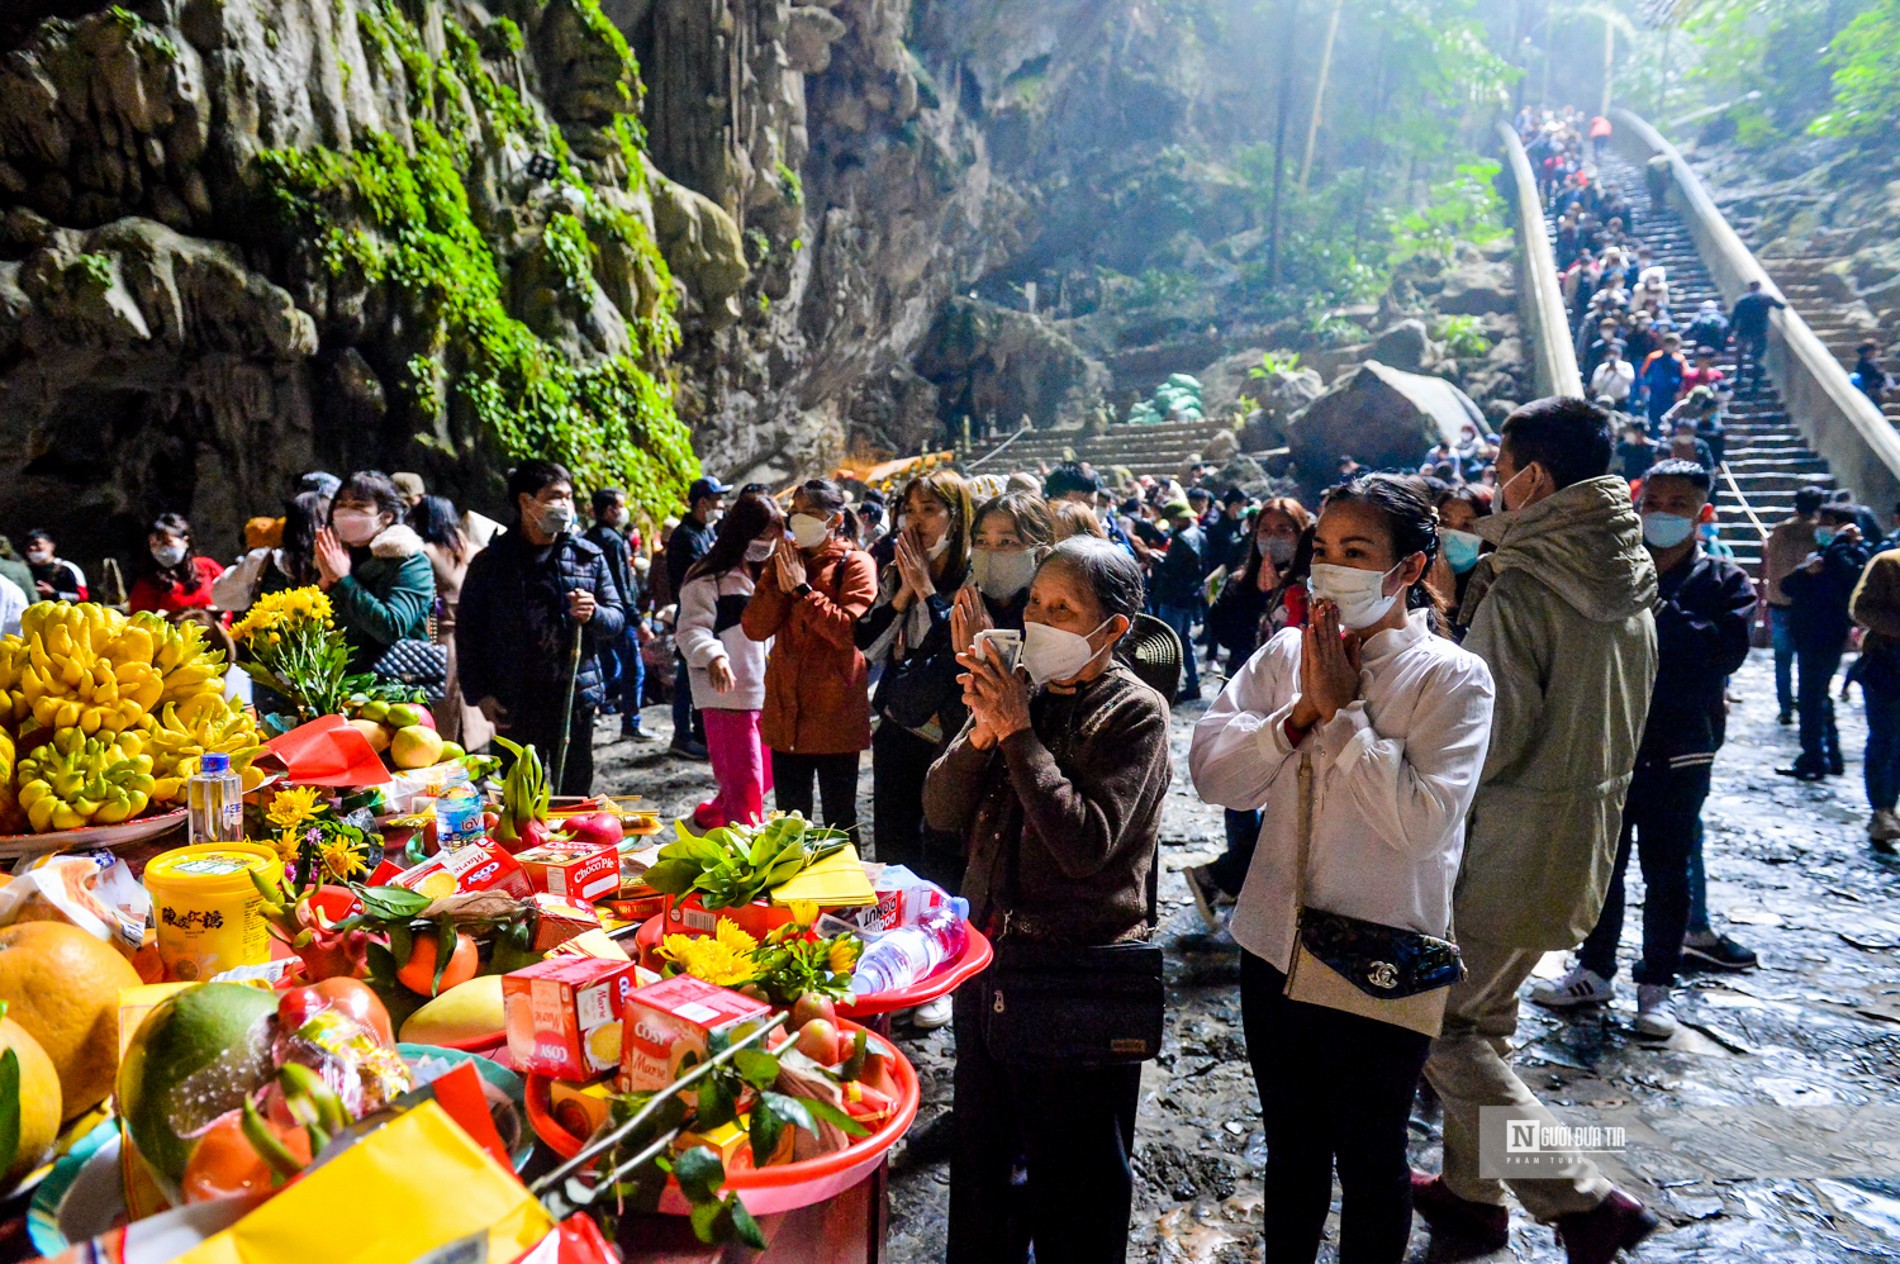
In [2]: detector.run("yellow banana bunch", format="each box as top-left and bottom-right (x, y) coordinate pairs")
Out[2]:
(150, 615), (226, 704)
(2, 603), (226, 741)
(145, 693), (265, 803)
(15, 727), (158, 832)
(0, 728), (19, 834)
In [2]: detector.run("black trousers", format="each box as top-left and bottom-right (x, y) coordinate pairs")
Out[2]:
(1581, 761), (1709, 986)
(495, 702), (594, 797)
(947, 979), (1141, 1264)
(1240, 952), (1431, 1264)
(870, 722), (962, 890)
(1795, 643), (1845, 775)
(769, 749), (861, 839)
(1209, 808), (1263, 896)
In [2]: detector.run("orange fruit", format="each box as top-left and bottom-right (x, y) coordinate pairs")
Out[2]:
(0, 921), (143, 1119)
(1, 1016), (60, 1185)
(395, 930), (478, 997)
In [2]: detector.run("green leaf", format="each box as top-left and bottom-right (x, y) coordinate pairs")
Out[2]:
(0, 1047), (19, 1184)
(430, 915), (456, 994)
(748, 1093), (786, 1169)
(671, 1145), (725, 1203)
(688, 1198), (724, 1244)
(726, 1193), (766, 1249)
(641, 858), (702, 895)
(794, 1087), (870, 1140)
(734, 1048), (781, 1090)
(353, 884), (433, 921)
(695, 1074), (739, 1131)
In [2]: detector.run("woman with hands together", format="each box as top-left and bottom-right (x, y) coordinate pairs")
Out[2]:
(1188, 475), (1496, 1264)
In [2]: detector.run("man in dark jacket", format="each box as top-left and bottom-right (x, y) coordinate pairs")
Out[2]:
(1779, 502), (1872, 781)
(1204, 488), (1250, 577)
(662, 475), (728, 759)
(1534, 461), (1754, 1038)
(1148, 500), (1205, 700)
(1729, 279), (1786, 390)
(457, 460), (626, 796)
(585, 488), (652, 742)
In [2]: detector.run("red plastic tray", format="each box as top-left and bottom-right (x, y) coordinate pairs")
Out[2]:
(525, 1018), (920, 1217)
(629, 917), (992, 1017)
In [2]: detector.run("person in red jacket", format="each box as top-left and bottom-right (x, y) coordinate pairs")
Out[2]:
(128, 513), (224, 616)
(742, 478), (878, 837)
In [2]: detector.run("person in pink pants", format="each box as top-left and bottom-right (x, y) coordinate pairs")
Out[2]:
(677, 492), (783, 829)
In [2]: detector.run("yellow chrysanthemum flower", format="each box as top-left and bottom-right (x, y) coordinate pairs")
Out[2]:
(317, 835), (368, 881)
(232, 586), (334, 643)
(827, 935), (862, 975)
(266, 784), (324, 832)
(660, 924), (763, 988)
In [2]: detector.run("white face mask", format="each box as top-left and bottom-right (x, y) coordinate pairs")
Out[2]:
(969, 547), (1038, 601)
(152, 543), (187, 567)
(1496, 463), (1538, 512)
(925, 533), (950, 562)
(789, 513), (831, 551)
(331, 509), (382, 546)
(537, 502), (576, 536)
(744, 538), (777, 563)
(1259, 535), (1296, 566)
(1022, 617), (1114, 686)
(1308, 561), (1405, 630)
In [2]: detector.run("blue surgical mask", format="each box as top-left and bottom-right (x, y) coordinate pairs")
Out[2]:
(1441, 529), (1483, 575)
(1642, 512), (1696, 549)
(1816, 527), (1837, 548)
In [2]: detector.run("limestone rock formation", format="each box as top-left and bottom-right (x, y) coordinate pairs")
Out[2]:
(1284, 361), (1485, 497)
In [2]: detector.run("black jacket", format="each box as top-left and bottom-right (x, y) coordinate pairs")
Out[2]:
(1637, 550), (1755, 769)
(665, 518), (717, 606)
(582, 524), (638, 615)
(456, 529), (627, 715)
(1782, 535), (1873, 652)
(1150, 525), (1206, 607)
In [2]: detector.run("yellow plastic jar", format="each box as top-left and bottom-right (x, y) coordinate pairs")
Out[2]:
(143, 843), (285, 982)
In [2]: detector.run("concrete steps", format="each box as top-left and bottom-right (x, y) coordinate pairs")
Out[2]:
(971, 418), (1234, 481)
(1556, 154), (1846, 570)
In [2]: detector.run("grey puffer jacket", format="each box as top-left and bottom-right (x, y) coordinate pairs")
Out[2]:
(1454, 476), (1659, 950)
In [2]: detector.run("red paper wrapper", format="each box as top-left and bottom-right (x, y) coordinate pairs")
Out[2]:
(265, 714), (393, 786)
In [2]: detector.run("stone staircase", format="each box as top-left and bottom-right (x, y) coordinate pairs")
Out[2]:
(1745, 247), (1900, 429)
(1573, 154), (1837, 569)
(967, 417), (1233, 482)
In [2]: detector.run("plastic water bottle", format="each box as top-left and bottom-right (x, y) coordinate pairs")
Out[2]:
(187, 752), (244, 845)
(850, 898), (970, 995)
(435, 787), (486, 850)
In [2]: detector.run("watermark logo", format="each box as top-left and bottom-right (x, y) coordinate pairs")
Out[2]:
(1480, 1104), (1900, 1181)
(1482, 1109), (1628, 1178)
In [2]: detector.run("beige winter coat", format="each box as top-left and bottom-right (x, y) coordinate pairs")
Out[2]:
(1454, 476), (1659, 949)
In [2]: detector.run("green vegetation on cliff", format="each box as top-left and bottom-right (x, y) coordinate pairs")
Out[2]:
(259, 0), (696, 515)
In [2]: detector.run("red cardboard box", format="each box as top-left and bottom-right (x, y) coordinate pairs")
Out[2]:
(393, 840), (531, 901)
(503, 957), (640, 1081)
(529, 894), (602, 952)
(516, 841), (619, 903)
(660, 894), (796, 942)
(619, 975), (773, 1094)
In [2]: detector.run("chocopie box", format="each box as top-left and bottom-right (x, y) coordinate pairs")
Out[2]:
(618, 975), (773, 1094)
(516, 841), (620, 903)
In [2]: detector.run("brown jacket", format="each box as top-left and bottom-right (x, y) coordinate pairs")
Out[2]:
(742, 537), (877, 755)
(923, 664), (1172, 946)
(1761, 515), (1817, 607)
(1851, 548), (1900, 654)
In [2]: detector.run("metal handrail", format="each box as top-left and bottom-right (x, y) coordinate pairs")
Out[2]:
(964, 424), (1031, 471)
(1718, 460), (1772, 544)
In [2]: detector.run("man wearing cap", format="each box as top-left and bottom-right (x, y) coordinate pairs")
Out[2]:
(664, 476), (729, 759)
(1149, 499), (1206, 701)
(391, 472), (426, 508)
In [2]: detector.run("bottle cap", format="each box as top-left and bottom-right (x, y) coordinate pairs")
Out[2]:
(199, 752), (231, 774)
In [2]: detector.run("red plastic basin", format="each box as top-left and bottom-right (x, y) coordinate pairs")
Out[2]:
(525, 1019), (920, 1217)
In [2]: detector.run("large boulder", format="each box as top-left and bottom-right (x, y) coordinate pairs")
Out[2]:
(914, 297), (1110, 432)
(1434, 259), (1515, 317)
(1283, 361), (1485, 497)
(1368, 319), (1433, 371)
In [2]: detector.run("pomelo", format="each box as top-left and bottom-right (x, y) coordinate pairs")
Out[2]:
(398, 974), (506, 1046)
(0, 1016), (60, 1186)
(0, 921), (142, 1119)
(116, 982), (278, 1201)
(390, 725), (445, 770)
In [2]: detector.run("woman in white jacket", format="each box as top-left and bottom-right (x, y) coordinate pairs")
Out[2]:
(678, 492), (784, 829)
(1189, 474), (1495, 1264)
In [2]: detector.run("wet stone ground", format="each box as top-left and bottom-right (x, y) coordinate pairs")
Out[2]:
(597, 648), (1900, 1262)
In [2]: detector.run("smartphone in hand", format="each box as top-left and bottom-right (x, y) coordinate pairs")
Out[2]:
(972, 627), (1024, 674)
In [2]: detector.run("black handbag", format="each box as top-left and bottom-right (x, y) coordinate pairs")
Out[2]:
(978, 862), (1164, 1066)
(371, 634), (448, 703)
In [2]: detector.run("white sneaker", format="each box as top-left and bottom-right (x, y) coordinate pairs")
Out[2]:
(1870, 809), (1900, 842)
(1634, 984), (1678, 1040)
(1531, 966), (1614, 1009)
(909, 995), (954, 1030)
